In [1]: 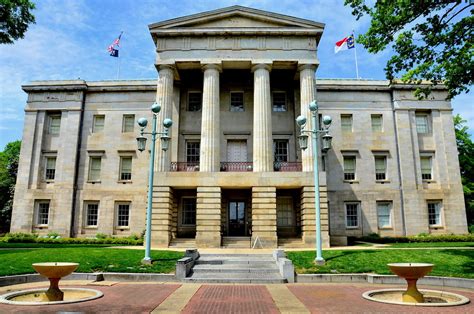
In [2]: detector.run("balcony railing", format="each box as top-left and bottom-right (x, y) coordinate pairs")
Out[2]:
(169, 161), (302, 172)
(170, 162), (199, 172)
(220, 162), (253, 172)
(273, 162), (302, 172)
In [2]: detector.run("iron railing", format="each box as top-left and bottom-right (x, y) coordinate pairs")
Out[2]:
(273, 162), (302, 172)
(220, 162), (253, 172)
(170, 162), (199, 172)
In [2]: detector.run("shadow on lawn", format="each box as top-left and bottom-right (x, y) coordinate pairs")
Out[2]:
(442, 249), (474, 276)
(324, 249), (378, 262)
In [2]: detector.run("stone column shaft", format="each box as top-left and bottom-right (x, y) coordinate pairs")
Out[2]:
(200, 64), (221, 172)
(155, 65), (174, 172)
(299, 64), (317, 172)
(252, 64), (273, 172)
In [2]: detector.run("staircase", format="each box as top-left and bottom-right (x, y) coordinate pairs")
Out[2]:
(184, 254), (285, 283)
(222, 237), (251, 248)
(277, 237), (307, 248)
(169, 238), (196, 248)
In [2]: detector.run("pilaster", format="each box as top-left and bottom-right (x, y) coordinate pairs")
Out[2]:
(151, 186), (173, 247)
(299, 64), (317, 172)
(252, 63), (273, 172)
(251, 186), (277, 247)
(200, 64), (221, 172)
(196, 186), (221, 247)
(155, 65), (175, 172)
(301, 186), (329, 247)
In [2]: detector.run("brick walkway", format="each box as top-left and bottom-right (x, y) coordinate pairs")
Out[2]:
(0, 282), (472, 313)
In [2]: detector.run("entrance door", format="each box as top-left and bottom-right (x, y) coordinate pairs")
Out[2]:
(228, 201), (246, 236)
(227, 140), (247, 162)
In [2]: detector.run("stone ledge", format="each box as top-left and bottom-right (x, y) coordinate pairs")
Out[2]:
(296, 274), (474, 289)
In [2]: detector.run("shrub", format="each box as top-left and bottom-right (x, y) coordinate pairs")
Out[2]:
(95, 233), (108, 239)
(0, 232), (143, 246)
(469, 225), (474, 234)
(357, 233), (474, 244)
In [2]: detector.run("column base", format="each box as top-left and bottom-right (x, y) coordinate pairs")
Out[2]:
(196, 232), (221, 248)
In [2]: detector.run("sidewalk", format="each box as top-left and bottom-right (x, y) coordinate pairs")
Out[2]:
(1, 280), (472, 313)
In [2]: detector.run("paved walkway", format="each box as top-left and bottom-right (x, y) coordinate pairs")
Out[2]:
(0, 280), (472, 313)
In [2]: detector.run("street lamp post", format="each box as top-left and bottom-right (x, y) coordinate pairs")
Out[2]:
(296, 100), (332, 265)
(136, 102), (173, 264)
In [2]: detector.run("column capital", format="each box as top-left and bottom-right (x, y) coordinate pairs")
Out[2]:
(251, 63), (272, 73)
(297, 64), (317, 72)
(202, 63), (222, 72)
(157, 64), (176, 72)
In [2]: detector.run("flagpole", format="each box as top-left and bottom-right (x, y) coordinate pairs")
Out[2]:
(353, 30), (360, 79)
(116, 31), (123, 80)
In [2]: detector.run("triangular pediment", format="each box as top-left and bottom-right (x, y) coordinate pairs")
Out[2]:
(149, 5), (324, 31)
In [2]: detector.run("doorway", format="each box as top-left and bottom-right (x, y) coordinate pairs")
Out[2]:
(228, 201), (247, 236)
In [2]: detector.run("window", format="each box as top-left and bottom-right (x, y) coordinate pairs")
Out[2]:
(122, 115), (135, 133)
(272, 92), (287, 112)
(273, 140), (288, 162)
(88, 156), (101, 181)
(428, 201), (442, 226)
(416, 113), (429, 134)
(371, 114), (383, 132)
(93, 115), (105, 133)
(36, 201), (50, 225)
(44, 156), (56, 181)
(377, 202), (392, 228)
(186, 141), (200, 163)
(345, 202), (359, 228)
(119, 156), (132, 181)
(188, 92), (202, 111)
(85, 202), (99, 227)
(48, 114), (61, 135)
(181, 198), (196, 225)
(375, 156), (387, 181)
(341, 114), (353, 132)
(230, 92), (244, 112)
(420, 155), (432, 180)
(116, 203), (130, 227)
(343, 156), (356, 181)
(277, 197), (293, 227)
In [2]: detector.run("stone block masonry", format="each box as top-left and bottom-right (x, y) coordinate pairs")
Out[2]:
(301, 186), (329, 247)
(151, 186), (174, 247)
(196, 187), (222, 247)
(252, 187), (277, 248)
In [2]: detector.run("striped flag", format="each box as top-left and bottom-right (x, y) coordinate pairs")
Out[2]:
(107, 32), (123, 57)
(334, 34), (355, 54)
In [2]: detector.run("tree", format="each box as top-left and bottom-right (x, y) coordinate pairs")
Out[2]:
(344, 0), (473, 99)
(0, 0), (36, 44)
(0, 140), (21, 234)
(454, 115), (474, 227)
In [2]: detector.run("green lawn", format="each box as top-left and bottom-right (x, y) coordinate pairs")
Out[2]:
(0, 242), (121, 249)
(287, 249), (474, 278)
(0, 247), (183, 276)
(387, 242), (474, 248)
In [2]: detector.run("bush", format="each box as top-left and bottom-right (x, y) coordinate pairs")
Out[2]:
(0, 232), (143, 245)
(357, 233), (474, 244)
(469, 225), (474, 234)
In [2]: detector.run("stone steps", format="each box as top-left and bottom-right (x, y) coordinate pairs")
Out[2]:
(278, 238), (307, 248)
(222, 237), (251, 248)
(169, 238), (196, 248)
(185, 253), (285, 283)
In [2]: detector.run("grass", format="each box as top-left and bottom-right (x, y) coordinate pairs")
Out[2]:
(386, 242), (474, 248)
(0, 247), (183, 276)
(287, 249), (474, 278)
(0, 242), (122, 249)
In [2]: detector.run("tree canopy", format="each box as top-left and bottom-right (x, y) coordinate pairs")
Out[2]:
(345, 0), (473, 99)
(0, 0), (36, 44)
(454, 115), (474, 226)
(0, 140), (21, 233)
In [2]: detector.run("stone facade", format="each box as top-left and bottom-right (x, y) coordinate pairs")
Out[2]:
(10, 6), (467, 248)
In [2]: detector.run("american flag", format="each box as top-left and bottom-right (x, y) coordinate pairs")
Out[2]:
(107, 32), (123, 57)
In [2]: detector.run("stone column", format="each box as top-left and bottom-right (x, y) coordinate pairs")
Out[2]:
(155, 65), (174, 172)
(301, 186), (329, 247)
(252, 64), (273, 172)
(151, 186), (173, 247)
(196, 187), (221, 247)
(299, 64), (317, 172)
(200, 64), (221, 172)
(252, 186), (277, 247)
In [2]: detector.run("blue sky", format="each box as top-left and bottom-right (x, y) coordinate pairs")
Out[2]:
(0, 0), (472, 149)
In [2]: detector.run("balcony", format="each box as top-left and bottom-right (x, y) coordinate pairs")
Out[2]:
(169, 161), (302, 172)
(220, 162), (253, 172)
(273, 162), (302, 172)
(170, 162), (199, 172)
